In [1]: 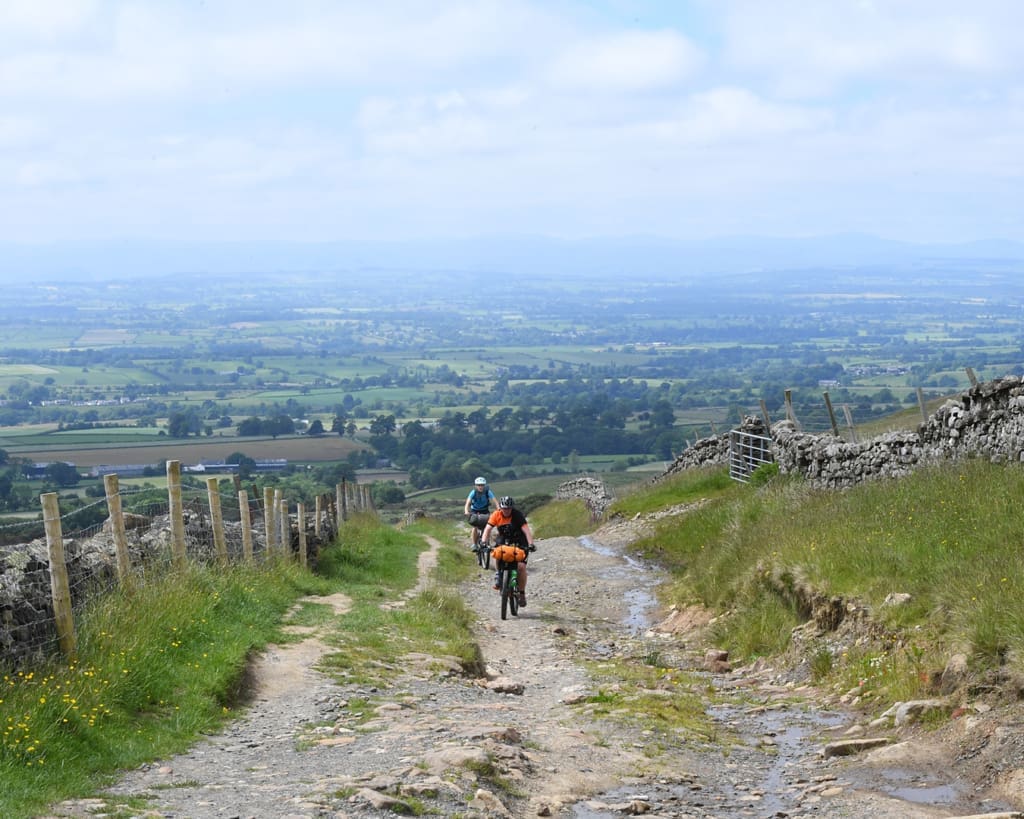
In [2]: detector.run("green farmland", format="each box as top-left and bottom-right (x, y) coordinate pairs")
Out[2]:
(0, 261), (1020, 512)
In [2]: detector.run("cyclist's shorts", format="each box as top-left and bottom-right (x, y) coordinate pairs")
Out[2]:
(491, 545), (526, 564)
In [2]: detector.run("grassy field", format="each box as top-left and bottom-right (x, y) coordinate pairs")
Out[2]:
(5, 435), (365, 468)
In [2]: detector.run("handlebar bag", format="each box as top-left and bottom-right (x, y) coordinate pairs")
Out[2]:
(491, 545), (527, 564)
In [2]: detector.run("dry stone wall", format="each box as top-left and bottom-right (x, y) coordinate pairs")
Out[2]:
(664, 376), (1024, 490)
(1, 510), (331, 668)
(664, 417), (768, 475)
(554, 476), (614, 518)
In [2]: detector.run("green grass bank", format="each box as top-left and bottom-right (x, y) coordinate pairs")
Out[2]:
(0, 515), (476, 819)
(618, 459), (1024, 704)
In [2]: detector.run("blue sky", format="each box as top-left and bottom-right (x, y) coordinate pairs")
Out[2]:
(1, 0), (1022, 244)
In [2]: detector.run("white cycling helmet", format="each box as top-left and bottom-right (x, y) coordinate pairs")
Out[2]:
(474, 476), (487, 486)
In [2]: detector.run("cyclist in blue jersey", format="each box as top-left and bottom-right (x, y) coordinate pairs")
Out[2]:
(464, 476), (497, 551)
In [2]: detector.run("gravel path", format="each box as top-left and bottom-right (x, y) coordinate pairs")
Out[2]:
(44, 522), (1024, 819)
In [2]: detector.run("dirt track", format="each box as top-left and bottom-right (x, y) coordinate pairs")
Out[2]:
(44, 518), (1024, 818)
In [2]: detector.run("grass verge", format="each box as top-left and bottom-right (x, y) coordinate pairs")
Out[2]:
(629, 459), (1024, 708)
(317, 515), (483, 684)
(1, 512), (477, 819)
(528, 498), (596, 538)
(0, 559), (330, 819)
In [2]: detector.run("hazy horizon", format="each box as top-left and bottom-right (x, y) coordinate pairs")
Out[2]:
(4, 233), (1024, 282)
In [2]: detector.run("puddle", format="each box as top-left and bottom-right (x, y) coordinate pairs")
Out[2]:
(578, 535), (660, 634)
(840, 764), (997, 809)
(568, 533), (1022, 817)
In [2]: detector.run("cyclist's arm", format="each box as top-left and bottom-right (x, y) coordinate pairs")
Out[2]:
(464, 498), (472, 515)
(521, 522), (536, 548)
(481, 523), (493, 542)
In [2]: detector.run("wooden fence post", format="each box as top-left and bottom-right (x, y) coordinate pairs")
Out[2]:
(238, 489), (254, 563)
(41, 492), (77, 659)
(314, 495), (323, 539)
(297, 501), (307, 568)
(823, 391), (839, 436)
(759, 399), (772, 430)
(965, 367), (978, 387)
(103, 473), (132, 583)
(206, 477), (228, 565)
(166, 460), (187, 570)
(842, 404), (858, 443)
(916, 387), (929, 423)
(263, 486), (277, 555)
(784, 389), (801, 430)
(338, 480), (348, 522)
(278, 493), (289, 559)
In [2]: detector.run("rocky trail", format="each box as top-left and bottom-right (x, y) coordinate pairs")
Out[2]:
(45, 518), (1024, 818)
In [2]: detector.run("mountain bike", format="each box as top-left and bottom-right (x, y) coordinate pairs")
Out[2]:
(470, 514), (491, 569)
(492, 544), (529, 620)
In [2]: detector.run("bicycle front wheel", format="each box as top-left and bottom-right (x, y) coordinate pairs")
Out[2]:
(503, 569), (519, 618)
(500, 567), (512, 620)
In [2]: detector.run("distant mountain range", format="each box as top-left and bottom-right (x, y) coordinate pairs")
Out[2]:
(3, 234), (1023, 282)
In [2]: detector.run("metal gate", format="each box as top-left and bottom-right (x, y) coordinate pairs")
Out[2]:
(729, 429), (774, 483)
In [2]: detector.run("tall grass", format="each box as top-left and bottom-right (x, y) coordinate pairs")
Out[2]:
(634, 460), (1024, 700)
(0, 560), (329, 819)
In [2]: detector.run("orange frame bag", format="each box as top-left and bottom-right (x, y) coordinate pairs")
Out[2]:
(490, 544), (526, 564)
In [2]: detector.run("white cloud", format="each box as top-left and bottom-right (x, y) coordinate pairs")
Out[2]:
(0, 1), (1020, 243)
(0, 0), (98, 41)
(719, 0), (1024, 98)
(0, 115), (42, 147)
(680, 87), (831, 143)
(547, 29), (703, 93)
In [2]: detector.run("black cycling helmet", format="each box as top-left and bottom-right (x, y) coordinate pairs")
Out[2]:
(499, 496), (513, 509)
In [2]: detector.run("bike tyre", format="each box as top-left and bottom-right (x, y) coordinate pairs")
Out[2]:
(500, 568), (511, 620)
(476, 543), (486, 568)
(507, 569), (519, 618)
(481, 545), (491, 570)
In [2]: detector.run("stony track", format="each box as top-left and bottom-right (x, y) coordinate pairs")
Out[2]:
(44, 520), (1024, 819)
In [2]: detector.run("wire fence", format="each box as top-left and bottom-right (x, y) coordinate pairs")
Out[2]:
(0, 463), (377, 669)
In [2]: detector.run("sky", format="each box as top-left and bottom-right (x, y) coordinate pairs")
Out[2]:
(1, 0), (1022, 246)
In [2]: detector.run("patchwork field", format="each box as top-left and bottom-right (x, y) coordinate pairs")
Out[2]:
(9, 435), (364, 469)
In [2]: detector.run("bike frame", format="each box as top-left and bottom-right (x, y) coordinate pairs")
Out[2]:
(496, 558), (520, 620)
